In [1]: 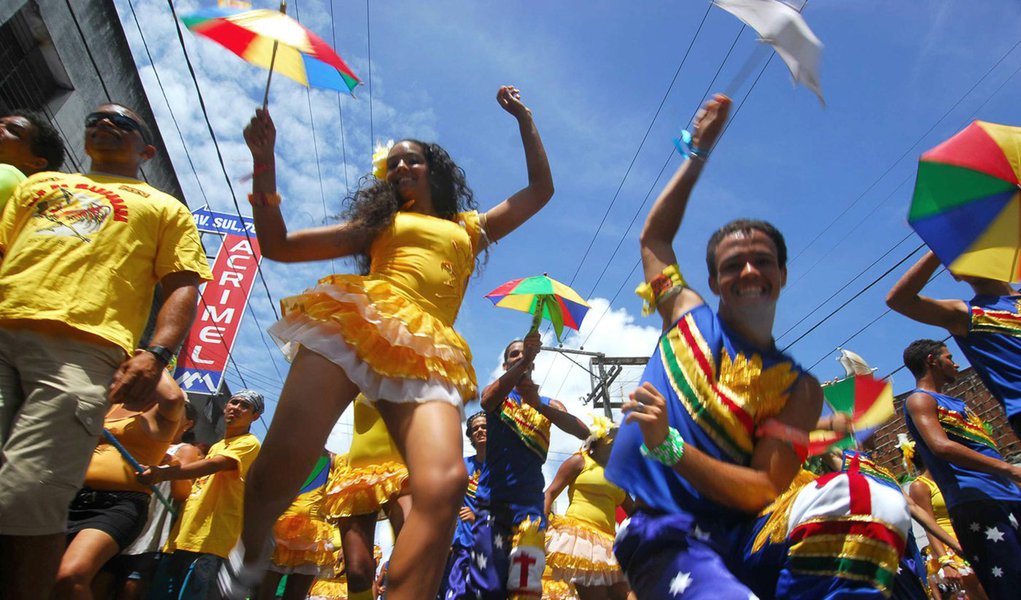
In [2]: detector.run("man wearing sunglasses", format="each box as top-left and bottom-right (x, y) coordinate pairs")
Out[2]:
(0, 103), (212, 599)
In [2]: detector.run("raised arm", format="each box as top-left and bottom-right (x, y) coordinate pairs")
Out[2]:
(544, 453), (584, 515)
(109, 270), (200, 406)
(481, 86), (554, 243)
(244, 108), (372, 263)
(905, 392), (1021, 484)
(625, 375), (822, 514)
(480, 331), (540, 412)
(638, 95), (731, 327)
(886, 251), (969, 336)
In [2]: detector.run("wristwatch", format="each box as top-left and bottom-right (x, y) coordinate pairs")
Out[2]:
(144, 345), (175, 366)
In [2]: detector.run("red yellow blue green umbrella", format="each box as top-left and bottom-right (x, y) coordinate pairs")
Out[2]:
(181, 3), (360, 104)
(485, 274), (590, 342)
(909, 120), (1021, 282)
(808, 373), (895, 456)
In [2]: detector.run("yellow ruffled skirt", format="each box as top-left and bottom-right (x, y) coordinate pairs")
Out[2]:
(545, 514), (625, 587)
(270, 514), (338, 572)
(322, 460), (408, 519)
(270, 276), (477, 405)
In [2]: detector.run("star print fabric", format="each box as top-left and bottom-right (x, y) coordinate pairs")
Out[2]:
(947, 499), (1021, 597)
(468, 505), (546, 599)
(613, 510), (756, 599)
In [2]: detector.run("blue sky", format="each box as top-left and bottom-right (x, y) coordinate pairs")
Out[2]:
(114, 0), (1021, 488)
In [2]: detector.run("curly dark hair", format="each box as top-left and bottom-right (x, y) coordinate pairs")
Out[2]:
(342, 139), (483, 275)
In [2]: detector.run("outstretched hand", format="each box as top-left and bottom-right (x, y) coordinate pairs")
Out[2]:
(691, 93), (731, 152)
(497, 85), (531, 120)
(623, 382), (670, 450)
(244, 107), (276, 164)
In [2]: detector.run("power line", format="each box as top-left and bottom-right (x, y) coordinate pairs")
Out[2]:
(164, 0), (282, 323)
(124, 0), (211, 208)
(292, 0), (336, 274)
(565, 1), (715, 289)
(786, 37), (1021, 267)
(779, 247), (926, 353)
(328, 0), (352, 196)
(365, 0), (374, 143)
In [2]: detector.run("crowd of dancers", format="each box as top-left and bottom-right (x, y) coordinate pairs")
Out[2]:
(0, 84), (1018, 600)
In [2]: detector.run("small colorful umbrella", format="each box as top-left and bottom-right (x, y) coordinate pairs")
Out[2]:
(485, 274), (590, 342)
(808, 373), (895, 456)
(909, 120), (1021, 282)
(182, 2), (360, 106)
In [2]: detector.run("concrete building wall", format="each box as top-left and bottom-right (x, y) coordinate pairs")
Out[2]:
(1, 0), (183, 199)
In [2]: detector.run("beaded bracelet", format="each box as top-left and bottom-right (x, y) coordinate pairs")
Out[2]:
(641, 427), (685, 466)
(248, 191), (281, 207)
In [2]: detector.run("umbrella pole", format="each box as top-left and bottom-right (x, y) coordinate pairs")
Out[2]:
(528, 296), (546, 335)
(262, 0), (288, 109)
(102, 429), (176, 514)
(262, 42), (278, 109)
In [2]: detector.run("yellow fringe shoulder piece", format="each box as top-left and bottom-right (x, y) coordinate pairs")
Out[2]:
(635, 264), (687, 316)
(751, 469), (819, 553)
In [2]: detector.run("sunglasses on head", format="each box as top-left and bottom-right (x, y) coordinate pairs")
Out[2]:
(85, 112), (150, 143)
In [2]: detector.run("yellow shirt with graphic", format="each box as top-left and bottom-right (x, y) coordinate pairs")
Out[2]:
(0, 171), (212, 354)
(165, 432), (261, 558)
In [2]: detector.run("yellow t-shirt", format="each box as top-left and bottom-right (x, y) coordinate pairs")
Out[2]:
(165, 432), (261, 558)
(0, 171), (213, 353)
(564, 453), (626, 534)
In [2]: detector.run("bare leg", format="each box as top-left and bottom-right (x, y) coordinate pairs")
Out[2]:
(339, 514), (378, 594)
(376, 400), (466, 600)
(241, 346), (359, 571)
(1, 533), (64, 599)
(53, 529), (121, 599)
(384, 493), (412, 538)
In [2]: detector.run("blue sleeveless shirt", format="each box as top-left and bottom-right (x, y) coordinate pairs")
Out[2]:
(605, 304), (803, 521)
(953, 293), (1021, 418)
(453, 454), (483, 547)
(478, 389), (551, 511)
(903, 389), (1020, 507)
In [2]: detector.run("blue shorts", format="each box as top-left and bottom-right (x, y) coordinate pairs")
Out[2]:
(948, 499), (1021, 598)
(468, 503), (546, 599)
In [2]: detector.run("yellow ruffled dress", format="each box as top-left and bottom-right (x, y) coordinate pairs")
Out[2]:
(270, 454), (341, 575)
(915, 475), (974, 577)
(545, 453), (626, 587)
(322, 398), (409, 519)
(269, 211), (485, 405)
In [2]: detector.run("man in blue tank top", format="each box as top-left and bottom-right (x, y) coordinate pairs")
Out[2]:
(438, 411), (486, 600)
(888, 251), (1021, 439)
(468, 332), (589, 599)
(902, 339), (1021, 597)
(604, 94), (825, 598)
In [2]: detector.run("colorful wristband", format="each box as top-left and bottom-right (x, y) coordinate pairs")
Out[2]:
(640, 427), (685, 466)
(635, 264), (687, 317)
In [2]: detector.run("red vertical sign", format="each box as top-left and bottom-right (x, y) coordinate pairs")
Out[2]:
(174, 233), (262, 395)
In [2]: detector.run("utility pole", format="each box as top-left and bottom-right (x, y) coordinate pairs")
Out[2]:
(540, 346), (647, 417)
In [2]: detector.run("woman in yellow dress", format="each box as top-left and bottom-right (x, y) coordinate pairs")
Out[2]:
(907, 453), (989, 600)
(258, 451), (340, 600)
(323, 399), (410, 600)
(239, 84), (554, 599)
(543, 420), (634, 600)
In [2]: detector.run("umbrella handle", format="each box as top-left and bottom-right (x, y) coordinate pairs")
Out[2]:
(102, 429), (176, 514)
(262, 1), (288, 109)
(528, 296), (545, 335)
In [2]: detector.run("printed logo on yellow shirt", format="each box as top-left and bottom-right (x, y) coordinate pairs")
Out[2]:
(31, 183), (128, 242)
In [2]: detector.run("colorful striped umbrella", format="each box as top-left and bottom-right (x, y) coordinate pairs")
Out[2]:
(808, 373), (895, 456)
(909, 120), (1021, 282)
(485, 274), (590, 342)
(181, 4), (360, 104)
